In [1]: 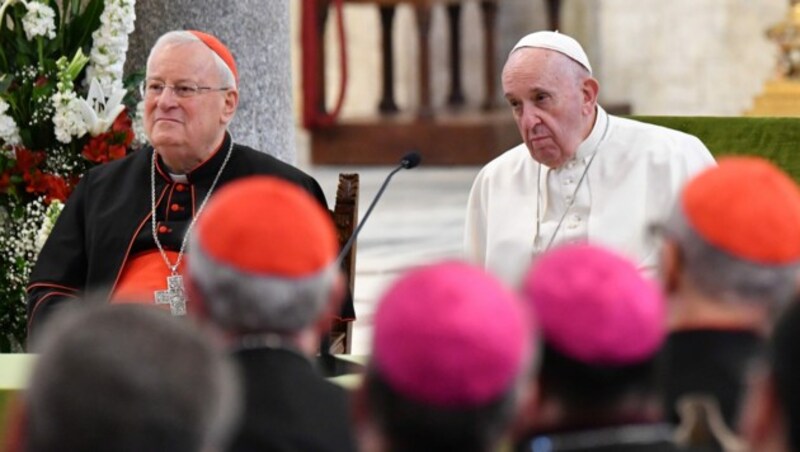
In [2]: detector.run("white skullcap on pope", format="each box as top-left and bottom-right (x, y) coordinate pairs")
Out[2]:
(510, 30), (592, 75)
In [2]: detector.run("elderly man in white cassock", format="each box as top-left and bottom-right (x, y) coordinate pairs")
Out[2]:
(465, 31), (716, 287)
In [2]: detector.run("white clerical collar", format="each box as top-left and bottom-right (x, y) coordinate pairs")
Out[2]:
(169, 173), (189, 184)
(574, 106), (608, 163)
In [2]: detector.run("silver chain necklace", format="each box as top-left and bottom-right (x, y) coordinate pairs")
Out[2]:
(150, 136), (234, 315)
(533, 116), (609, 254)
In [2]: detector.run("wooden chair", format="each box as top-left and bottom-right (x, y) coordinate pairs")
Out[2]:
(329, 173), (359, 354)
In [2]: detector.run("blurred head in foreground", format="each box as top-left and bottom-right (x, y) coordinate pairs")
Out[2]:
(357, 261), (536, 452)
(521, 243), (667, 436)
(22, 304), (239, 452)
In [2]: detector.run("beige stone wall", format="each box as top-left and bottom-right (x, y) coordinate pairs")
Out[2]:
(290, 0), (787, 120)
(564, 0), (786, 115)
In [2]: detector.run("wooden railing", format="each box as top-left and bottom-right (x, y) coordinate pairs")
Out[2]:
(305, 0), (565, 164)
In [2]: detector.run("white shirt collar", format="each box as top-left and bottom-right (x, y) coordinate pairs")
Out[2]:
(574, 106), (608, 163)
(169, 173), (189, 184)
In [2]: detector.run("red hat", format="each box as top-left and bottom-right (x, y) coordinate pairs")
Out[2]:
(524, 244), (666, 366)
(372, 261), (534, 408)
(681, 157), (800, 264)
(193, 176), (337, 277)
(189, 30), (238, 86)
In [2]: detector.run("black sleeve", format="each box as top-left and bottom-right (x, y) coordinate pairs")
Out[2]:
(26, 173), (90, 340)
(304, 174), (329, 210)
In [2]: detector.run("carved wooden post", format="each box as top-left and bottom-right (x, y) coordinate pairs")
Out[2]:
(332, 173), (360, 354)
(378, 5), (400, 114)
(446, 3), (465, 107)
(480, 0), (498, 110)
(414, 2), (434, 119)
(545, 0), (562, 31)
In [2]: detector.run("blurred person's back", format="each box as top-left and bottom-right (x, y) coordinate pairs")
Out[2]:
(658, 157), (800, 445)
(187, 176), (356, 452)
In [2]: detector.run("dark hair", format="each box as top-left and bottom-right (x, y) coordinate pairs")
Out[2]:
(25, 305), (239, 452)
(365, 369), (519, 452)
(770, 300), (800, 452)
(538, 343), (660, 419)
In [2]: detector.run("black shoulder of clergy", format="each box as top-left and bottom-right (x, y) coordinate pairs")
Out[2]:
(660, 329), (765, 429)
(26, 133), (331, 338)
(229, 347), (357, 452)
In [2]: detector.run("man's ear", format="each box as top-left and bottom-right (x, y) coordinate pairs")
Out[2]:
(511, 378), (540, 442)
(740, 371), (785, 450)
(314, 271), (346, 336)
(221, 89), (239, 124)
(352, 379), (387, 452)
(660, 240), (683, 295)
(581, 77), (599, 116)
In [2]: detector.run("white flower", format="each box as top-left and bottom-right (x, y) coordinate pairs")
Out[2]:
(85, 0), (136, 95)
(21, 1), (56, 40)
(52, 91), (88, 143)
(76, 78), (126, 136)
(131, 100), (148, 147)
(0, 98), (21, 146)
(34, 200), (63, 255)
(0, 0), (19, 24)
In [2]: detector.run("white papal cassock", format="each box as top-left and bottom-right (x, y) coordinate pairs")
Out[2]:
(464, 106), (716, 287)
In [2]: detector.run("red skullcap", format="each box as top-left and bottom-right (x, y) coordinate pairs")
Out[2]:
(524, 244), (666, 366)
(373, 261), (534, 408)
(194, 176), (337, 277)
(189, 30), (239, 86)
(682, 157), (800, 264)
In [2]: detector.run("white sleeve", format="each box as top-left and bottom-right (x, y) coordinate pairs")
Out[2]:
(464, 168), (490, 265)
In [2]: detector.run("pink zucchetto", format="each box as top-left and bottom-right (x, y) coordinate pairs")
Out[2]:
(523, 244), (665, 366)
(511, 30), (592, 75)
(372, 261), (534, 408)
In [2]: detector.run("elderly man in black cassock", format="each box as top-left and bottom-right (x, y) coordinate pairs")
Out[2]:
(26, 30), (352, 338)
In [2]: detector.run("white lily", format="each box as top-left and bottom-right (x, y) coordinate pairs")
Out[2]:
(76, 78), (126, 136)
(0, 0), (18, 24)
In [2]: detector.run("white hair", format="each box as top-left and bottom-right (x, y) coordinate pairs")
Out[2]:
(147, 30), (237, 89)
(26, 305), (241, 452)
(188, 233), (338, 334)
(663, 204), (800, 309)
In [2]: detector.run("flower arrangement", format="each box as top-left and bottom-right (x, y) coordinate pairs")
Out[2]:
(0, 0), (140, 351)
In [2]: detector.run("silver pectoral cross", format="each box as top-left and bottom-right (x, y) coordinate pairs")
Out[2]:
(154, 274), (187, 316)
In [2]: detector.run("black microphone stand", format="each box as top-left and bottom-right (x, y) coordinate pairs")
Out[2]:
(318, 152), (421, 378)
(336, 164), (402, 266)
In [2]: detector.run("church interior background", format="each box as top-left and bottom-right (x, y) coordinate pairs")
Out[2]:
(283, 0), (788, 354)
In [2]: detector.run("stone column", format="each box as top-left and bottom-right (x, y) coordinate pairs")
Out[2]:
(126, 0), (296, 163)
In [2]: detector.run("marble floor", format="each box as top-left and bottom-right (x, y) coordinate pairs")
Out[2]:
(308, 165), (482, 355)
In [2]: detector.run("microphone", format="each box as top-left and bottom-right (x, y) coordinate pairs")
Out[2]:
(319, 152), (421, 369)
(336, 151), (422, 265)
(400, 151), (421, 169)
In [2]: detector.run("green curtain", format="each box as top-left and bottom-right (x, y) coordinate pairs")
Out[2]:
(631, 116), (800, 183)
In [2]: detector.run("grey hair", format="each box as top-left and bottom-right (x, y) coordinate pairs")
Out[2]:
(663, 204), (800, 308)
(25, 304), (241, 452)
(188, 233), (338, 334)
(147, 30), (237, 89)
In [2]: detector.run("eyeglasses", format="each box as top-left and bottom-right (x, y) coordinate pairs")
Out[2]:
(139, 80), (231, 99)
